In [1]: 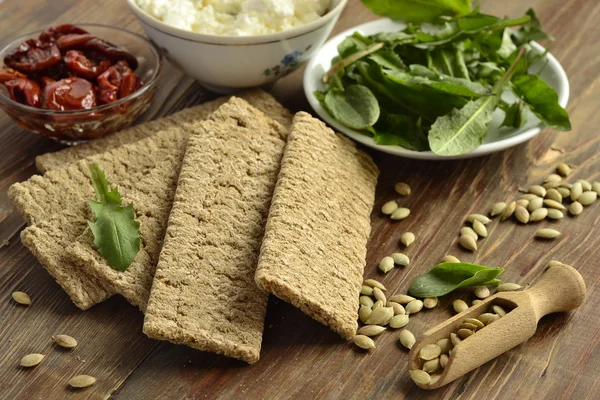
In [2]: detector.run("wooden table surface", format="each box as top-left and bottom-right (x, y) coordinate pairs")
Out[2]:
(1, 1), (599, 399)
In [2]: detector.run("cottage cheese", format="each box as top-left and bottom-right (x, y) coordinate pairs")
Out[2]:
(135, 0), (330, 36)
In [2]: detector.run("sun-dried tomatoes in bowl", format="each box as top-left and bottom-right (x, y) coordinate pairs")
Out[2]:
(0, 24), (161, 142)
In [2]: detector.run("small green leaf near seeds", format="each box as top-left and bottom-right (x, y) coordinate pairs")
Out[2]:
(20, 353), (45, 367)
(69, 375), (97, 389)
(536, 228), (561, 239)
(11, 291), (31, 306)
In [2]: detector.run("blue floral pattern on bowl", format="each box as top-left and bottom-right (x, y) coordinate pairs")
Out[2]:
(263, 45), (312, 77)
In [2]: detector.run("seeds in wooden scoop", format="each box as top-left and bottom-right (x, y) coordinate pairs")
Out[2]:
(501, 201), (517, 221)
(457, 328), (474, 339)
(395, 182), (411, 196)
(423, 358), (441, 373)
(378, 256), (395, 273)
(569, 201), (583, 216)
(530, 208), (548, 222)
(474, 286), (490, 299)
(405, 300), (424, 315)
(496, 283), (523, 292)
(20, 353), (45, 368)
(69, 375), (97, 389)
(391, 253), (410, 266)
(381, 200), (399, 215)
(570, 182), (583, 201)
(440, 354), (449, 368)
(467, 214), (491, 224)
(360, 285), (374, 296)
(359, 296), (374, 308)
(423, 297), (438, 309)
(364, 279), (386, 291)
(389, 302), (406, 315)
(579, 191), (598, 206)
(490, 202), (506, 217)
(472, 299), (483, 306)
(357, 325), (387, 337)
(529, 185), (546, 197)
(400, 232), (415, 247)
(460, 227), (478, 241)
(419, 344), (442, 360)
(359, 306), (372, 323)
(459, 235), (477, 252)
(372, 300), (384, 310)
(52, 335), (78, 349)
(391, 207), (410, 220)
(366, 306), (394, 325)
(399, 330), (416, 349)
(477, 313), (499, 325)
(390, 314), (410, 329)
(409, 369), (431, 385)
(536, 229), (561, 239)
(492, 305), (507, 316)
(388, 294), (415, 304)
(472, 219), (488, 237)
(452, 299), (468, 314)
(11, 291), (31, 306)
(450, 333), (462, 346)
(545, 188), (562, 203)
(527, 197), (544, 212)
(373, 287), (386, 303)
(436, 338), (452, 353)
(458, 322), (479, 331)
(557, 163), (572, 177)
(546, 209), (564, 220)
(464, 318), (485, 329)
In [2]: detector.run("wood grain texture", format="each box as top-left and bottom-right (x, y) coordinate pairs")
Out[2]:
(0, 0), (599, 399)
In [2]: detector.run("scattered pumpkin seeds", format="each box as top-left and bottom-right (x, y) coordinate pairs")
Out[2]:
(373, 287), (386, 303)
(492, 305), (507, 316)
(530, 208), (548, 222)
(527, 197), (543, 212)
(474, 286), (490, 299)
(472, 219), (488, 237)
(405, 300), (424, 315)
(389, 302), (406, 315)
(388, 294), (416, 304)
(359, 296), (374, 308)
(543, 199), (566, 210)
(11, 291), (31, 306)
(467, 214), (491, 224)
(536, 228), (561, 239)
(399, 329), (416, 349)
(20, 353), (45, 368)
(52, 334), (78, 349)
(516, 199), (529, 208)
(69, 375), (97, 389)
(546, 209), (564, 219)
(452, 299), (468, 314)
(515, 206), (530, 224)
(364, 279), (386, 291)
(391, 207), (411, 220)
(359, 306), (372, 323)
(545, 188), (562, 203)
(592, 181), (600, 194)
(395, 182), (411, 196)
(529, 185), (546, 197)
(353, 335), (376, 350)
(391, 253), (410, 266)
(569, 201), (583, 215)
(381, 200), (399, 215)
(519, 194), (538, 201)
(390, 314), (410, 329)
(501, 201), (517, 221)
(357, 325), (387, 337)
(459, 235), (477, 251)
(570, 182), (583, 201)
(423, 297), (438, 309)
(460, 227), (478, 241)
(490, 202), (506, 217)
(423, 358), (441, 373)
(400, 232), (415, 247)
(409, 369), (431, 385)
(577, 179), (592, 192)
(496, 283), (523, 292)
(442, 255), (460, 263)
(557, 163), (572, 177)
(545, 174), (562, 183)
(360, 285), (374, 296)
(365, 306), (394, 325)
(579, 191), (597, 206)
(557, 187), (570, 198)
(548, 260), (566, 267)
(378, 256), (395, 273)
(419, 344), (442, 360)
(372, 300), (384, 310)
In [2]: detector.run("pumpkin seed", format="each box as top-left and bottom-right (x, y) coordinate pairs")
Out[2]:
(577, 179), (592, 192)
(423, 297), (438, 309)
(359, 296), (374, 308)
(592, 181), (600, 194)
(405, 300), (424, 315)
(519, 194), (538, 201)
(399, 330), (416, 349)
(69, 375), (97, 389)
(440, 354), (449, 368)
(365, 306), (394, 325)
(501, 201), (517, 221)
(360, 285), (374, 296)
(472, 299), (483, 306)
(557, 163), (572, 177)
(423, 358), (441, 373)
(472, 219), (488, 237)
(442, 255), (460, 263)
(579, 191), (597, 206)
(536, 228), (561, 239)
(388, 302), (405, 315)
(395, 182), (411, 196)
(545, 174), (562, 184)
(570, 182), (583, 201)
(373, 287), (386, 303)
(568, 201), (583, 216)
(354, 335), (376, 350)
(547, 208), (564, 219)
(474, 286), (490, 299)
(357, 325), (387, 337)
(496, 283), (523, 292)
(515, 206), (530, 224)
(490, 202), (506, 217)
(557, 187), (570, 198)
(391, 253), (410, 266)
(359, 305), (372, 323)
(20, 353), (45, 367)
(364, 279), (386, 291)
(460, 227), (478, 241)
(391, 207), (410, 220)
(389, 314), (410, 329)
(388, 294), (416, 304)
(464, 318), (485, 329)
(560, 182), (573, 189)
(378, 256), (395, 273)
(467, 214), (491, 224)
(382, 200), (399, 215)
(516, 199), (529, 208)
(11, 291), (31, 306)
(409, 369), (431, 385)
(459, 235), (477, 252)
(419, 344), (442, 360)
(543, 199), (565, 210)
(477, 313), (499, 325)
(400, 232), (415, 247)
(372, 300), (384, 310)
(527, 197), (543, 212)
(530, 208), (548, 222)
(450, 332), (462, 346)
(545, 188), (562, 203)
(457, 328), (474, 339)
(52, 334), (77, 349)
(543, 181), (561, 189)
(458, 323), (479, 331)
(529, 185), (546, 197)
(548, 260), (566, 267)
(436, 338), (453, 353)
(452, 299), (468, 314)
(492, 305), (507, 316)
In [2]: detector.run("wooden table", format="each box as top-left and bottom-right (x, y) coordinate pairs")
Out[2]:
(1, 1), (598, 399)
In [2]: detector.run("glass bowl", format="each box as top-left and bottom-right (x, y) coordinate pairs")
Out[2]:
(0, 24), (162, 143)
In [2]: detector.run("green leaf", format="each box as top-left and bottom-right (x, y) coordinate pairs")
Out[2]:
(500, 101), (528, 128)
(361, 0), (472, 23)
(513, 8), (554, 45)
(497, 29), (517, 59)
(87, 163), (141, 271)
(512, 75), (571, 131)
(428, 96), (497, 155)
(408, 262), (505, 297)
(324, 85), (380, 130)
(387, 67), (490, 97)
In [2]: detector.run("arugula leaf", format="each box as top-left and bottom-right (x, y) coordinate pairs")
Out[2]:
(513, 8), (554, 45)
(87, 163), (141, 272)
(387, 67), (490, 97)
(512, 75), (571, 131)
(500, 101), (528, 129)
(324, 85), (380, 129)
(497, 29), (518, 59)
(409, 262), (505, 297)
(362, 0), (472, 24)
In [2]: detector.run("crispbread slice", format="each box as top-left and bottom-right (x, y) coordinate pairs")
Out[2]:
(35, 89), (293, 173)
(143, 97), (288, 364)
(255, 112), (379, 340)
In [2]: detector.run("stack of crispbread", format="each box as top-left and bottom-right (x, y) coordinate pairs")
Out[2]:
(9, 89), (379, 364)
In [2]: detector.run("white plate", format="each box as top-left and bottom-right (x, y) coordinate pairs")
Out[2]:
(303, 19), (570, 160)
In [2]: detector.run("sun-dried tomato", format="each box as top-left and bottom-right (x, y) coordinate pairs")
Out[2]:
(56, 34), (95, 51)
(4, 39), (62, 73)
(63, 50), (111, 79)
(39, 76), (56, 88)
(84, 38), (138, 70)
(4, 78), (41, 107)
(96, 61), (138, 104)
(0, 67), (26, 83)
(43, 77), (97, 110)
(39, 24), (88, 42)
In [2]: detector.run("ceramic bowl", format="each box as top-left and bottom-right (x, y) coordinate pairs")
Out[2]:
(126, 0), (347, 93)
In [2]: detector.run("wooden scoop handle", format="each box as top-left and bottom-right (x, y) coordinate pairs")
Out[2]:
(527, 264), (586, 320)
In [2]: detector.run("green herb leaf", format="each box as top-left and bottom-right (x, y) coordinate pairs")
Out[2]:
(408, 262), (505, 297)
(324, 85), (380, 130)
(87, 163), (140, 272)
(361, 0), (472, 24)
(500, 101), (528, 128)
(512, 75), (571, 131)
(512, 8), (554, 45)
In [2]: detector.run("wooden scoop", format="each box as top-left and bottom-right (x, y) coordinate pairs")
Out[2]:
(408, 264), (586, 389)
